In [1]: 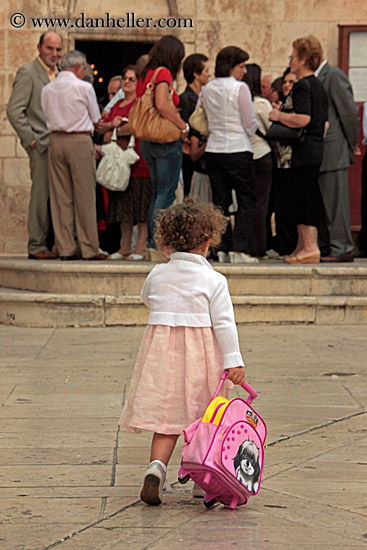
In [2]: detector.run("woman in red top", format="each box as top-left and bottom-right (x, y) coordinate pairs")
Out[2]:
(97, 65), (152, 260)
(136, 36), (189, 255)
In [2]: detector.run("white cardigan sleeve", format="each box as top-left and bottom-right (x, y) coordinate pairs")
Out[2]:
(140, 269), (154, 307)
(209, 278), (244, 368)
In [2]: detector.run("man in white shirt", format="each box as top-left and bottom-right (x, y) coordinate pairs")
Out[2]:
(41, 50), (104, 260)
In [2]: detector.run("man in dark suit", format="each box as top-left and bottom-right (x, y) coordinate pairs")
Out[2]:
(357, 101), (367, 257)
(315, 52), (360, 262)
(6, 31), (63, 259)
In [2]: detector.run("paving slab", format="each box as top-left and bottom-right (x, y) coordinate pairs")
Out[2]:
(1, 497), (102, 524)
(0, 487), (135, 499)
(0, 417), (118, 433)
(0, 447), (114, 466)
(0, 325), (366, 550)
(0, 431), (117, 449)
(0, 524), (88, 550)
(0, 465), (112, 488)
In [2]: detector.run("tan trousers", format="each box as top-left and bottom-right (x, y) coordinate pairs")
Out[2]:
(28, 147), (50, 254)
(48, 133), (98, 258)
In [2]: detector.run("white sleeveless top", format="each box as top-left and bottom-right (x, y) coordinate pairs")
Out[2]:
(202, 76), (257, 153)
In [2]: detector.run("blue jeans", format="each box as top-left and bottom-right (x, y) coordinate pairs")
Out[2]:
(140, 139), (182, 249)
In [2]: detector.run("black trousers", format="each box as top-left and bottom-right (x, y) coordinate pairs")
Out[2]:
(273, 168), (298, 256)
(248, 153), (273, 257)
(206, 151), (256, 253)
(358, 150), (367, 254)
(182, 153), (195, 196)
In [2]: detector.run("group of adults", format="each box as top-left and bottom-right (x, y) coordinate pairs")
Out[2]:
(6, 31), (363, 264)
(180, 35), (360, 265)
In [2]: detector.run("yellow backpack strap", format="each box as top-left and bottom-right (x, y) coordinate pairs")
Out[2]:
(202, 396), (229, 425)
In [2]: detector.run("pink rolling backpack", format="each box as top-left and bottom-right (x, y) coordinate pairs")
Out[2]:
(178, 370), (267, 509)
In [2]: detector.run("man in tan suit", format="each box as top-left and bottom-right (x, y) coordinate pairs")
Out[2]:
(6, 31), (62, 259)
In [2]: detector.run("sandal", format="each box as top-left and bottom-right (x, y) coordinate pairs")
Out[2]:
(126, 253), (145, 261)
(284, 254), (320, 264)
(107, 252), (130, 260)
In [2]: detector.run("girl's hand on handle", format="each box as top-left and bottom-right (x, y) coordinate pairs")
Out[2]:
(226, 366), (245, 385)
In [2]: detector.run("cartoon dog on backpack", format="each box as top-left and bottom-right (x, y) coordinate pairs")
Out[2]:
(233, 439), (260, 493)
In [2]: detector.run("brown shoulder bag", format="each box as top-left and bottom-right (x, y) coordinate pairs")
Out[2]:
(129, 67), (181, 144)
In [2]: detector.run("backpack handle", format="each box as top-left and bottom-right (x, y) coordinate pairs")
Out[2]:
(214, 370), (258, 404)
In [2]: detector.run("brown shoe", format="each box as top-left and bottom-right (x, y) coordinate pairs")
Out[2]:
(28, 250), (58, 260)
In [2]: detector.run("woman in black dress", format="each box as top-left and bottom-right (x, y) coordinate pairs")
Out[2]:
(269, 35), (328, 264)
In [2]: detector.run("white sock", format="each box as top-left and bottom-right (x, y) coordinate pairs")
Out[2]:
(149, 459), (167, 473)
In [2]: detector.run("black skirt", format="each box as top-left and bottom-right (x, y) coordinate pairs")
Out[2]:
(286, 165), (322, 227)
(107, 177), (152, 225)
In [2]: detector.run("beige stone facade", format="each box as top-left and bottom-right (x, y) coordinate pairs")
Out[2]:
(1, 0), (367, 254)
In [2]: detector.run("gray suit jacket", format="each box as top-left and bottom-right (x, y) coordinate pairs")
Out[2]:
(6, 57), (51, 154)
(317, 62), (359, 172)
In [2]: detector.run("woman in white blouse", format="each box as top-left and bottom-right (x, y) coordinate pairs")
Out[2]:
(202, 46), (258, 263)
(243, 64), (273, 258)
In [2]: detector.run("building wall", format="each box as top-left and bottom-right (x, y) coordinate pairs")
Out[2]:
(1, 0), (367, 254)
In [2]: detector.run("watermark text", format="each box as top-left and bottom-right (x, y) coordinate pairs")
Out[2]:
(10, 12), (194, 30)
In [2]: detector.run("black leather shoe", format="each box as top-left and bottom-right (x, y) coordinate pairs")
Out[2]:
(320, 251), (354, 263)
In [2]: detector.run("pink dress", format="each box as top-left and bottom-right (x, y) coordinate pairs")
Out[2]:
(118, 325), (231, 435)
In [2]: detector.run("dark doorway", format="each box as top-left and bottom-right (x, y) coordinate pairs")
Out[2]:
(75, 40), (154, 106)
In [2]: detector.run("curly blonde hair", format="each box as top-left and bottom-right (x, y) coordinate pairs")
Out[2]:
(154, 198), (228, 252)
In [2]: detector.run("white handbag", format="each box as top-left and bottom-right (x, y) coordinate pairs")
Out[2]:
(96, 128), (140, 192)
(188, 86), (209, 137)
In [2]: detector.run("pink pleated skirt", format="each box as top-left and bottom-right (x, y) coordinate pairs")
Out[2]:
(119, 325), (231, 435)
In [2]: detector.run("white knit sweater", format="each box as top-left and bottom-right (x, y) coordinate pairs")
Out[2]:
(141, 252), (244, 368)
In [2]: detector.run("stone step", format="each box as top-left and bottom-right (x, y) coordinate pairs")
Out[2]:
(1, 257), (367, 297)
(1, 287), (367, 327)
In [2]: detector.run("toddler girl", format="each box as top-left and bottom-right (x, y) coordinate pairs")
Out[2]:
(119, 198), (245, 505)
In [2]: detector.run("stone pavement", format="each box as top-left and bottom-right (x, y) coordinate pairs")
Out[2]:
(0, 324), (366, 550)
